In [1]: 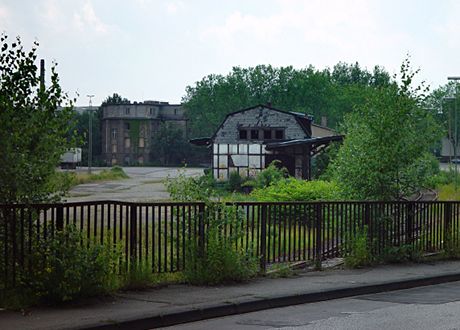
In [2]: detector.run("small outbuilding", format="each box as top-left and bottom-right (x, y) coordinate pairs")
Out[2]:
(191, 104), (342, 180)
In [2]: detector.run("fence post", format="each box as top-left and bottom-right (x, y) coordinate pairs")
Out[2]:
(406, 202), (414, 245)
(259, 204), (267, 273)
(129, 204), (137, 266)
(314, 203), (322, 270)
(444, 202), (452, 250)
(56, 204), (64, 231)
(198, 203), (205, 258)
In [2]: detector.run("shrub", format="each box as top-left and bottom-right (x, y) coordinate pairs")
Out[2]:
(344, 227), (372, 268)
(165, 169), (215, 201)
(183, 204), (259, 285)
(252, 178), (340, 202)
(227, 171), (244, 192)
(3, 226), (122, 307)
(252, 160), (288, 189)
(381, 244), (421, 263)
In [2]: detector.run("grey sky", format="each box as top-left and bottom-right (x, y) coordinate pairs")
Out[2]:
(1, 0), (458, 106)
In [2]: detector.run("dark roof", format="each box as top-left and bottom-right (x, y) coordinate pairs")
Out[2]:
(189, 137), (211, 146)
(209, 104), (313, 142)
(265, 135), (344, 150)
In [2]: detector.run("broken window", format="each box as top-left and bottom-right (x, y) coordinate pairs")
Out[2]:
(124, 122), (130, 130)
(263, 129), (272, 140)
(275, 129), (284, 140)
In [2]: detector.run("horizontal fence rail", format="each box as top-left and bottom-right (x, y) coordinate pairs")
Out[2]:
(1, 200), (460, 288)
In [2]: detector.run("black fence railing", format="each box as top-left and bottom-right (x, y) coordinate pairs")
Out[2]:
(1, 200), (459, 288)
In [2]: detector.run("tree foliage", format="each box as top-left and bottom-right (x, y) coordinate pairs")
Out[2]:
(151, 122), (189, 165)
(101, 92), (130, 105)
(331, 59), (441, 200)
(0, 35), (75, 203)
(183, 63), (391, 137)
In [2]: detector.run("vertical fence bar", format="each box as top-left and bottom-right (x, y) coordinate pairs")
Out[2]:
(315, 203), (322, 269)
(260, 204), (267, 273)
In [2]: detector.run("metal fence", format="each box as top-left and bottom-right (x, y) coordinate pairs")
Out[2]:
(1, 200), (460, 287)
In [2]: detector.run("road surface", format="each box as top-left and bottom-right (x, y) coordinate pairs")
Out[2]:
(163, 281), (460, 330)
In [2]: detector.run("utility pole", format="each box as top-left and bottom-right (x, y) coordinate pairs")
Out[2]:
(87, 94), (95, 174)
(448, 77), (460, 190)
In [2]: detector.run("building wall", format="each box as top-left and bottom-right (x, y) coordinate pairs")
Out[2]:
(212, 106), (311, 180)
(101, 102), (187, 165)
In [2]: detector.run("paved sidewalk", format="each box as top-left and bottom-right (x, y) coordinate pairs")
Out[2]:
(2, 260), (460, 330)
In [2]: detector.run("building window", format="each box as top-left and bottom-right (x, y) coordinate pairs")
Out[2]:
(125, 107), (130, 115)
(124, 138), (130, 148)
(263, 129), (272, 140)
(124, 122), (130, 130)
(250, 129), (259, 140)
(111, 128), (117, 139)
(174, 108), (178, 115)
(139, 138), (145, 148)
(239, 130), (247, 140)
(275, 129), (284, 140)
(149, 108), (154, 115)
(112, 144), (117, 153)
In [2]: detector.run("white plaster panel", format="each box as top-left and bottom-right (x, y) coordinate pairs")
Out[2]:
(238, 144), (248, 154)
(229, 144), (238, 154)
(213, 155), (218, 166)
(213, 144), (218, 153)
(249, 155), (261, 168)
(249, 144), (261, 154)
(219, 171), (228, 180)
(218, 156), (228, 168)
(231, 155), (249, 167)
(219, 144), (228, 154)
(213, 169), (218, 178)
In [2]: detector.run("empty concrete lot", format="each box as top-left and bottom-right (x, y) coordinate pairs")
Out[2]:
(65, 167), (204, 202)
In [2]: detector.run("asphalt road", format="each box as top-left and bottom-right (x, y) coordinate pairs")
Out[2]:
(163, 281), (460, 330)
(65, 166), (204, 202)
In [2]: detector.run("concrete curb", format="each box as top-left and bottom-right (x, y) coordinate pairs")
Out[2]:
(85, 272), (460, 330)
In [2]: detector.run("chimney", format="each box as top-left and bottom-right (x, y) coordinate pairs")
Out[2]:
(321, 116), (328, 127)
(40, 59), (45, 90)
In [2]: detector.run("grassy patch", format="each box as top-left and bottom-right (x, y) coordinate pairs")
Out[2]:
(51, 166), (129, 191)
(437, 184), (460, 201)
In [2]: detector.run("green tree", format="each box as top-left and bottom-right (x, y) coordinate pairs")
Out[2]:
(151, 122), (189, 165)
(72, 109), (101, 165)
(101, 92), (130, 105)
(183, 63), (391, 137)
(0, 35), (75, 203)
(331, 59), (441, 200)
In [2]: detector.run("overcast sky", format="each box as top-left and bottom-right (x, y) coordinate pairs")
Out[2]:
(1, 0), (459, 106)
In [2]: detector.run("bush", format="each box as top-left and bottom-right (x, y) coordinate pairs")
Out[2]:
(252, 178), (340, 202)
(252, 160), (288, 189)
(3, 226), (122, 307)
(183, 204), (259, 285)
(344, 227), (372, 268)
(227, 171), (244, 192)
(165, 169), (216, 201)
(381, 244), (421, 263)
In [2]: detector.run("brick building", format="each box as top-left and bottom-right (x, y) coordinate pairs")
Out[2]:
(101, 101), (187, 165)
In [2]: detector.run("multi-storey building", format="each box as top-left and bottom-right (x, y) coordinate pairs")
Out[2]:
(101, 101), (187, 165)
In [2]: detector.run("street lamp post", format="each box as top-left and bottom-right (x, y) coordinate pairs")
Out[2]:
(448, 77), (460, 189)
(87, 94), (95, 174)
